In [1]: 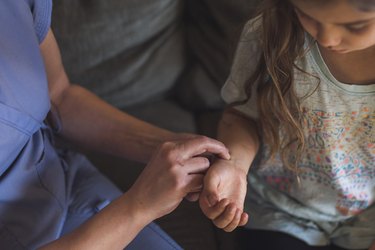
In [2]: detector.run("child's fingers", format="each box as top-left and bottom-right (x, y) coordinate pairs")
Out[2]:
(223, 208), (242, 232)
(238, 212), (249, 226)
(212, 203), (237, 229)
(203, 198), (230, 220)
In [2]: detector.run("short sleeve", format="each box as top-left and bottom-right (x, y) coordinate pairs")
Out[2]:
(221, 17), (262, 119)
(30, 0), (52, 43)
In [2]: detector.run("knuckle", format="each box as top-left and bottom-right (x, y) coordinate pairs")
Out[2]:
(159, 143), (178, 163)
(160, 141), (174, 151)
(162, 141), (180, 153)
(228, 206), (237, 216)
(198, 135), (210, 144)
(190, 135), (209, 146)
(165, 153), (176, 165)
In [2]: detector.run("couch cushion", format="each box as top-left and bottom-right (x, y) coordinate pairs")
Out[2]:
(52, 0), (186, 108)
(179, 0), (260, 110)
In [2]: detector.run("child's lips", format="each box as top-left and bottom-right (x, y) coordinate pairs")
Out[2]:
(330, 48), (348, 53)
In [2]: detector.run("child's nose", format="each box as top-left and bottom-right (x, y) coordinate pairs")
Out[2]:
(316, 25), (342, 48)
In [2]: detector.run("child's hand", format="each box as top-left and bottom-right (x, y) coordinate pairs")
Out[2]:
(199, 158), (248, 232)
(126, 136), (230, 223)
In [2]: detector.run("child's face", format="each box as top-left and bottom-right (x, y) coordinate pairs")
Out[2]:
(290, 0), (375, 53)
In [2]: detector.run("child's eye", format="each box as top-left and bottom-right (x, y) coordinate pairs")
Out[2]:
(345, 23), (368, 33)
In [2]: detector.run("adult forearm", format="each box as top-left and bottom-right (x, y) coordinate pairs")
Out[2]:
(39, 193), (150, 250)
(55, 84), (174, 163)
(41, 30), (177, 163)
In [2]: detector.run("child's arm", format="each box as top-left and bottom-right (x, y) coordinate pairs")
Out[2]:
(199, 107), (260, 232)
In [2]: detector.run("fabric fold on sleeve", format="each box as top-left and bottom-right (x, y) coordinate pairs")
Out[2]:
(220, 16), (263, 119)
(32, 0), (52, 43)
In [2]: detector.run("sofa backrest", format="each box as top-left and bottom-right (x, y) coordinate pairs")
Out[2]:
(177, 0), (260, 110)
(52, 0), (186, 108)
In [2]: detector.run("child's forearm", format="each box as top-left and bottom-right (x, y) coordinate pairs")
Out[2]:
(217, 108), (260, 172)
(198, 107), (259, 230)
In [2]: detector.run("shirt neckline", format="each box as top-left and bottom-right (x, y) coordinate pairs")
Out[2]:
(308, 37), (375, 94)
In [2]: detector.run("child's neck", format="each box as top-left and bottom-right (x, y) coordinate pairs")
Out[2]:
(319, 44), (375, 85)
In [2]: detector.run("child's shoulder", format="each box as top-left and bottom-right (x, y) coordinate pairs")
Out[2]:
(235, 15), (263, 57)
(241, 15), (262, 41)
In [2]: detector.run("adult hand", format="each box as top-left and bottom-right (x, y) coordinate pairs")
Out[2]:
(199, 158), (248, 232)
(126, 136), (230, 223)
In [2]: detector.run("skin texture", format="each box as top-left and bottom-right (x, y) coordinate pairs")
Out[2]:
(199, 109), (259, 232)
(291, 0), (375, 86)
(38, 30), (231, 249)
(200, 3), (375, 247)
(291, 0), (375, 53)
(283, 3), (375, 249)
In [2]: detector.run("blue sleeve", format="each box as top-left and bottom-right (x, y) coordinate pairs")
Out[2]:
(29, 0), (52, 43)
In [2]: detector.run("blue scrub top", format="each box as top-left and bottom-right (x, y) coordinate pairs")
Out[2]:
(0, 2), (184, 250)
(0, 0), (66, 247)
(0, 1), (123, 249)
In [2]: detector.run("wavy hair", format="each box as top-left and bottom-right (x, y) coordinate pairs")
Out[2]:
(239, 0), (306, 173)
(240, 0), (375, 172)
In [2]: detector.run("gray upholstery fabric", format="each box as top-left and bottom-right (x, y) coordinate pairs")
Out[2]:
(52, 0), (186, 108)
(51, 1), (261, 249)
(178, 0), (260, 110)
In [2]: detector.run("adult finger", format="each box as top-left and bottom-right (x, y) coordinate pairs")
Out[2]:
(182, 156), (210, 174)
(176, 136), (230, 161)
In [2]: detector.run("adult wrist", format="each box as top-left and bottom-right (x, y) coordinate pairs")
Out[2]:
(117, 193), (154, 229)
